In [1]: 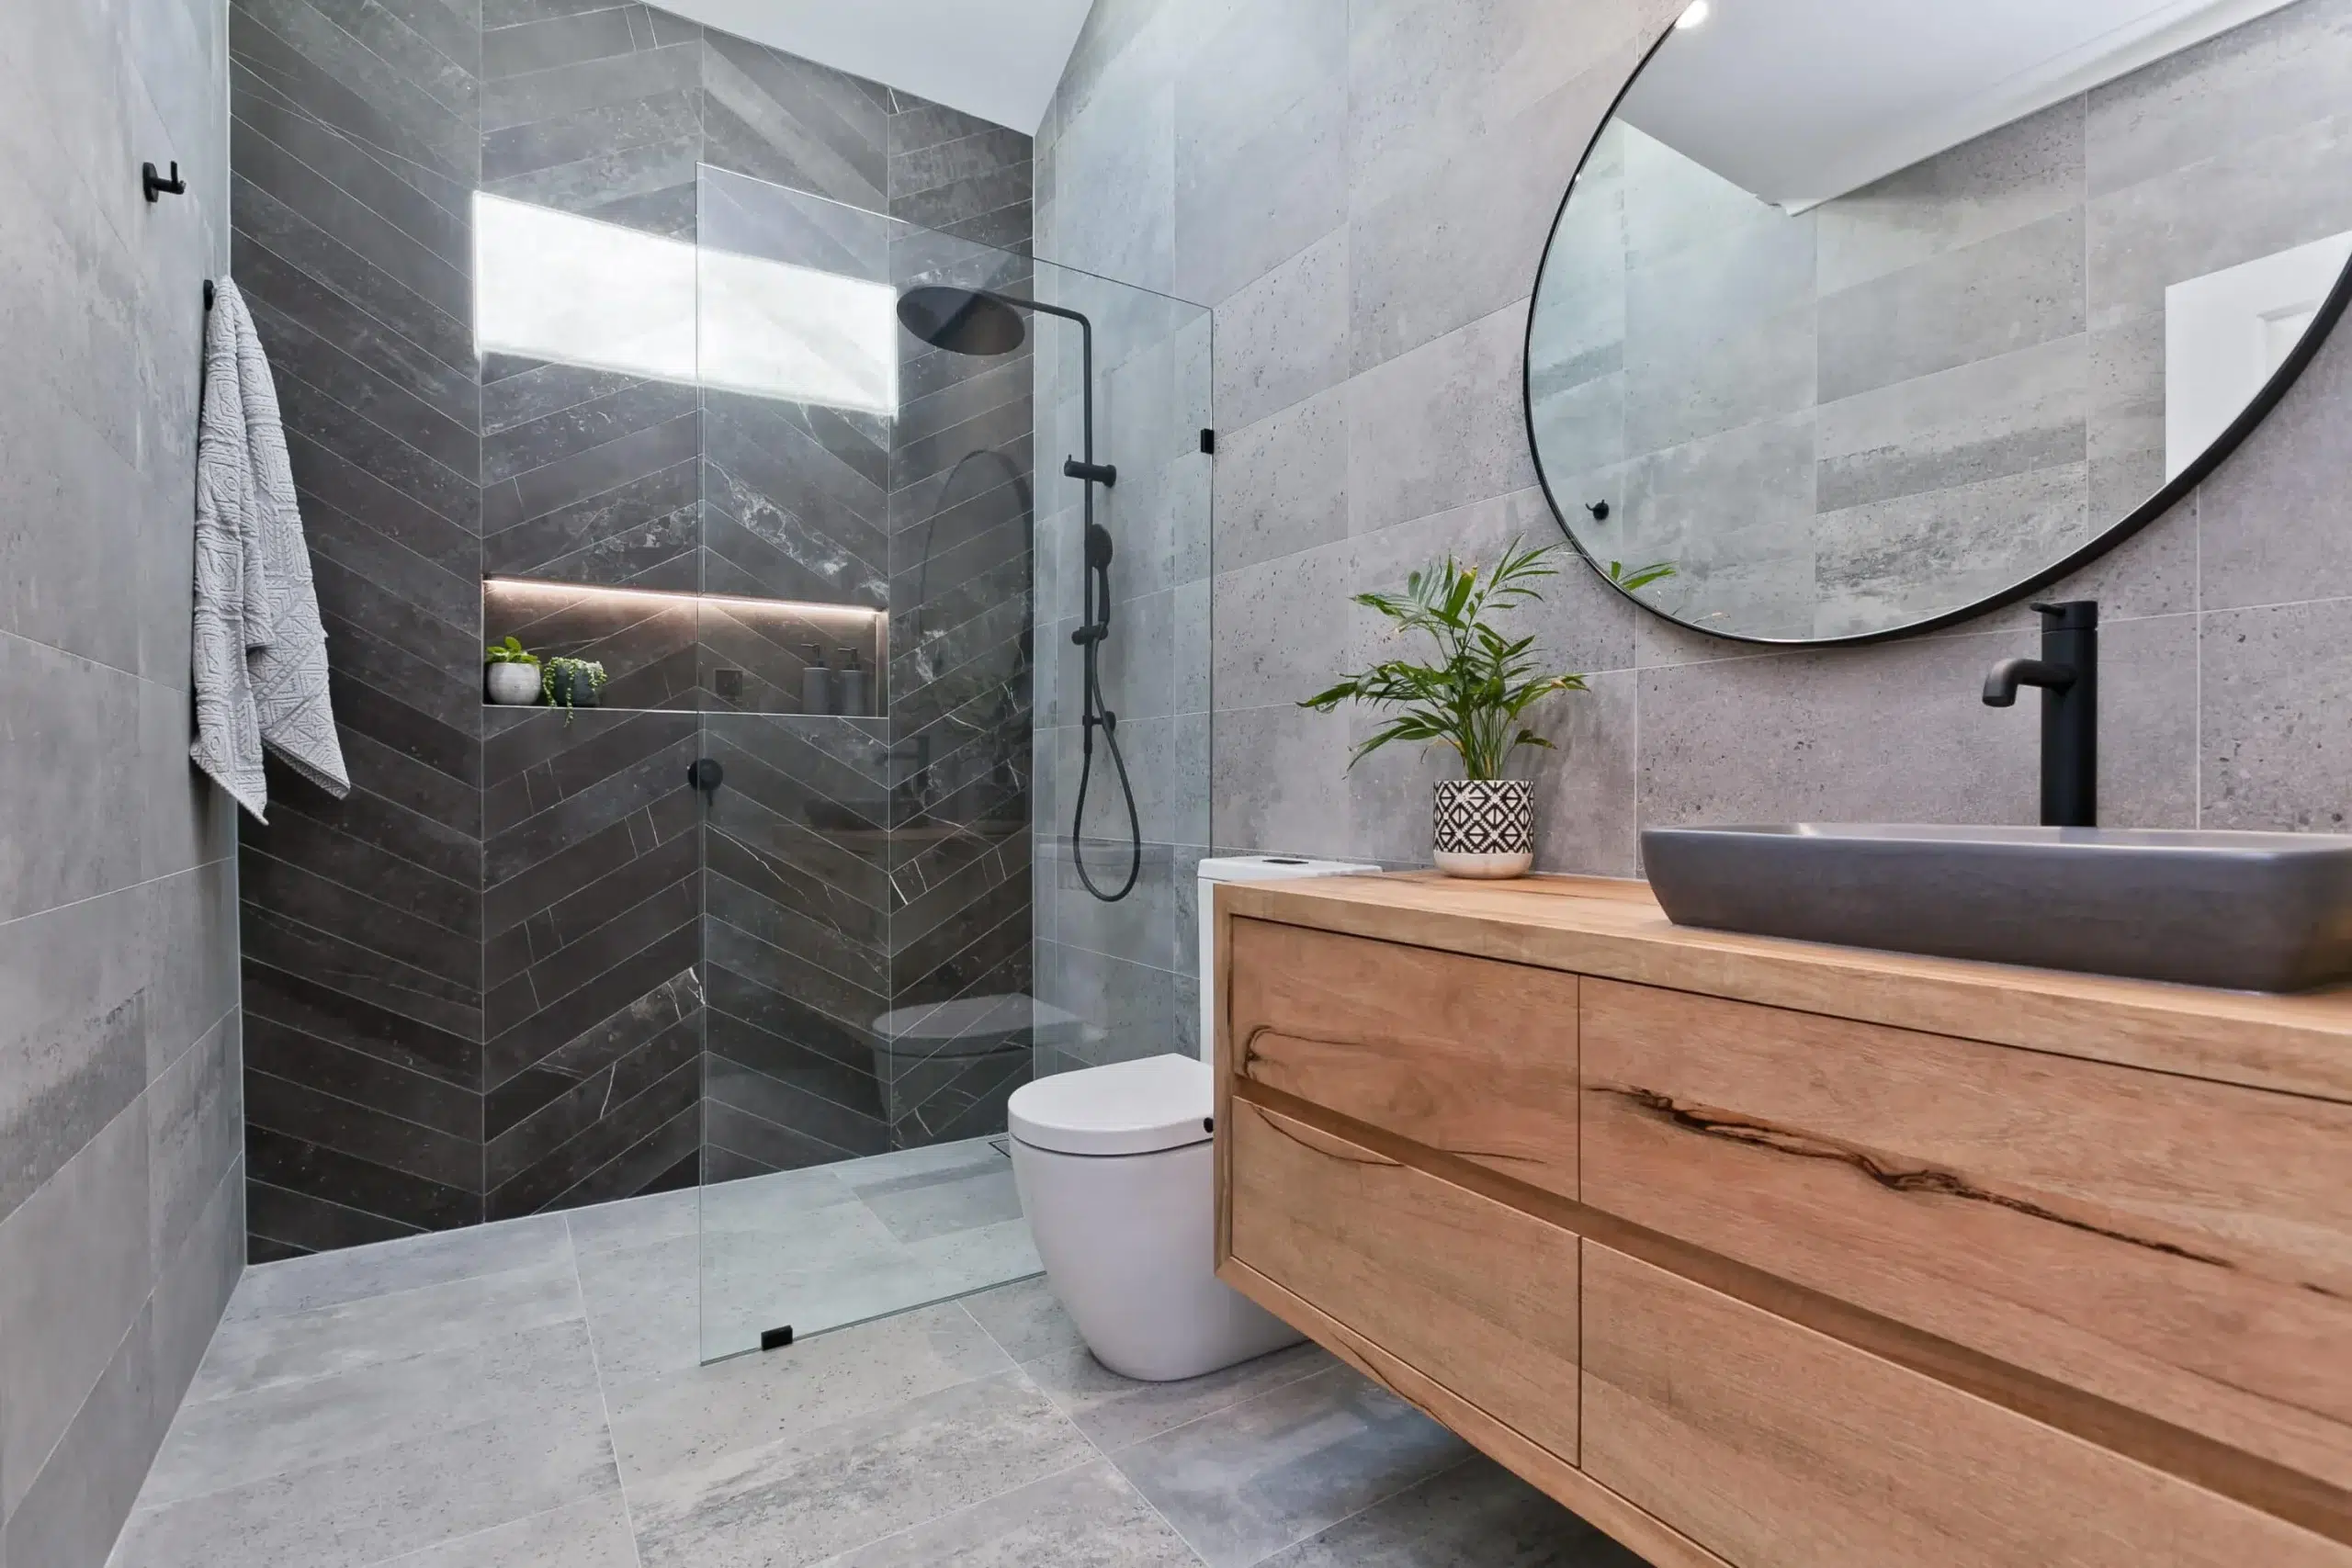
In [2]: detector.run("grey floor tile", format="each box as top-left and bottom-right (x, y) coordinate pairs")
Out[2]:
(566, 1185), (701, 1256)
(811, 1460), (1201, 1567)
(109, 1392), (621, 1568)
(830, 1136), (1008, 1194)
(226, 1215), (573, 1322)
(1025, 1340), (1335, 1450)
(141, 1318), (604, 1506)
(628, 1370), (1096, 1568)
(958, 1277), (1088, 1365)
(1255, 1456), (1650, 1567)
(605, 1303), (1013, 1487)
(1111, 1365), (1473, 1568)
(854, 1161), (1025, 1244)
(187, 1258), (584, 1404)
(372, 1494), (640, 1568)
(575, 1232), (703, 1384)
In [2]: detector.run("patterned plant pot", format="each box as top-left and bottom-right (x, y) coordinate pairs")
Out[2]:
(1433, 778), (1534, 880)
(484, 662), (540, 705)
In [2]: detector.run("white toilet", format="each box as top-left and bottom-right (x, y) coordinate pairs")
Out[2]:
(1007, 854), (1375, 1382)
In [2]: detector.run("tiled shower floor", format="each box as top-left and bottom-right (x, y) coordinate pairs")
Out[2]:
(105, 1149), (1646, 1568)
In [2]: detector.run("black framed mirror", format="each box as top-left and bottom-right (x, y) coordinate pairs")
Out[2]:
(1525, 0), (2352, 646)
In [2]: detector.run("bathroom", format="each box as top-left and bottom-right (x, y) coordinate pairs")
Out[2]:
(3, 0), (2348, 1563)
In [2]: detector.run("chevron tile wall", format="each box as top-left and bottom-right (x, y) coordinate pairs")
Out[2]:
(232, 0), (1033, 1259)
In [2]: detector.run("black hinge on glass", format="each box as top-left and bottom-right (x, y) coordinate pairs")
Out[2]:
(761, 1325), (794, 1351)
(1199, 427), (1216, 455)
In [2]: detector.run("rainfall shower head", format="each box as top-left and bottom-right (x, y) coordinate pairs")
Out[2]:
(896, 286), (1027, 356)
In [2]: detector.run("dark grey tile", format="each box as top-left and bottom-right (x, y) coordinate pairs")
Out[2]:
(483, 6), (638, 80)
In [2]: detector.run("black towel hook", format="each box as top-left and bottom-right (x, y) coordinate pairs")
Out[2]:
(143, 161), (188, 202)
(203, 280), (216, 310)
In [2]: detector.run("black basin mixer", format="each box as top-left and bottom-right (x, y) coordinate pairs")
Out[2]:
(1982, 600), (2097, 829)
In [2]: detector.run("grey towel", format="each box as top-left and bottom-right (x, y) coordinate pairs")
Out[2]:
(189, 279), (348, 820)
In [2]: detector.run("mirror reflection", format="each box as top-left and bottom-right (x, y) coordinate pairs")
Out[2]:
(1528, 0), (2352, 642)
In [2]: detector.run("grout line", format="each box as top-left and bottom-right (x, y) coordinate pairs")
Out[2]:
(568, 1212), (650, 1568)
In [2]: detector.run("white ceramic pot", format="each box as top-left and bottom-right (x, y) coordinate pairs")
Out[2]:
(1433, 778), (1534, 879)
(485, 661), (541, 705)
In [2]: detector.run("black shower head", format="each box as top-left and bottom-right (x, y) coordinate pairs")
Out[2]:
(897, 286), (1027, 356)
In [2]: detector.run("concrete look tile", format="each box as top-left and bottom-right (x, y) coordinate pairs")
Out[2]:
(1816, 96), (2086, 297)
(1211, 386), (1350, 577)
(1026, 1340), (1333, 1450)
(575, 1230), (702, 1384)
(2201, 597), (2352, 832)
(1215, 228), (1350, 434)
(1174, 75), (1347, 309)
(1112, 1364), (1473, 1568)
(813, 1460), (1199, 1568)
(1213, 538), (1357, 714)
(630, 1369), (1095, 1568)
(1814, 333), (2087, 514)
(1817, 206), (2085, 404)
(147, 1007), (241, 1269)
(376, 1494), (640, 1568)
(958, 1277), (1088, 1366)
(108, 1392), (621, 1568)
(0, 1094), (151, 1521)
(4, 1300), (162, 1568)
(1529, 667), (1640, 879)
(1255, 1454), (1644, 1567)
(0, 884), (151, 1226)
(1348, 303), (1540, 536)
(2098, 613), (2199, 829)
(606, 1302), (1012, 1487)
(0, 631), (145, 924)
(1637, 628), (2045, 834)
(228, 1214), (574, 1323)
(139, 1318), (603, 1507)
(146, 1154), (246, 1429)
(1351, 55), (1631, 375)
(186, 1258), (584, 1405)
(854, 1159), (1024, 1246)
(2198, 319), (2352, 611)
(1211, 704), (1359, 861)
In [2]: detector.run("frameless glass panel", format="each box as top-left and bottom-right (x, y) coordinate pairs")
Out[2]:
(690, 167), (1211, 1361)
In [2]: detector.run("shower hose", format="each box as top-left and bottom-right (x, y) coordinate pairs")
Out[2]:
(1070, 519), (1142, 902)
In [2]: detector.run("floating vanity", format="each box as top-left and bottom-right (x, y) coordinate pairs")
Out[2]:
(1211, 873), (2352, 1568)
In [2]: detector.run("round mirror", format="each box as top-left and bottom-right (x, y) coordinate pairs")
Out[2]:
(1526, 0), (2352, 644)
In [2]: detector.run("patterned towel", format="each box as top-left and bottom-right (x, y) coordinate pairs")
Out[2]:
(189, 279), (348, 819)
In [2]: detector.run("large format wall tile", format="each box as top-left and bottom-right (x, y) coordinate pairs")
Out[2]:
(0, 0), (241, 1558)
(236, 0), (1035, 1254)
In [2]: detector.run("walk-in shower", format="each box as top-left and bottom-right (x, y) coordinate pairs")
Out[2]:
(897, 286), (1143, 904)
(673, 170), (1210, 1361)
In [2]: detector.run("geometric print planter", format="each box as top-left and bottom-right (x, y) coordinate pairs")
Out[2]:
(1433, 778), (1534, 879)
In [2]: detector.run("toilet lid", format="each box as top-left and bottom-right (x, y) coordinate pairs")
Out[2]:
(1007, 1054), (1213, 1157)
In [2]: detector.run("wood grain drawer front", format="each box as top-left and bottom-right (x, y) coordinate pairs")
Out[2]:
(1583, 1245), (2351, 1568)
(1227, 918), (1579, 1198)
(1227, 1098), (1581, 1464)
(1580, 977), (2352, 1500)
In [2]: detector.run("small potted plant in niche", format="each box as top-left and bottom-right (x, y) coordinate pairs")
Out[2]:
(1301, 539), (1671, 879)
(541, 655), (607, 719)
(483, 637), (541, 705)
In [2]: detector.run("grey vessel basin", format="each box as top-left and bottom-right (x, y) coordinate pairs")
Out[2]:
(1642, 824), (2352, 992)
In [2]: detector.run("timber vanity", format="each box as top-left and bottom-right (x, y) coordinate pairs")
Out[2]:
(1210, 872), (2352, 1568)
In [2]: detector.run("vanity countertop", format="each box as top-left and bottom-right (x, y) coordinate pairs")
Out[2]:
(1218, 871), (2352, 1103)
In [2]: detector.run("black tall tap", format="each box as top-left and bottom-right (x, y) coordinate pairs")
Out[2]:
(1983, 601), (2098, 829)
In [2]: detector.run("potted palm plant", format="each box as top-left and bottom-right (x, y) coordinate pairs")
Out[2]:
(1301, 539), (1670, 878)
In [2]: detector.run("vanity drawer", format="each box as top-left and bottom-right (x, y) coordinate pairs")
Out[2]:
(1225, 918), (1579, 1199)
(1582, 1244), (2349, 1568)
(1579, 978), (2352, 1503)
(1225, 1097), (1581, 1464)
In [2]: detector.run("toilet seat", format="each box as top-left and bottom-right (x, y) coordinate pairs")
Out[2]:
(1007, 1054), (1211, 1157)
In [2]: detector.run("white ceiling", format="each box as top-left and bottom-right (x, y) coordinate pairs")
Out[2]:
(654, 0), (1093, 134)
(1623, 0), (2299, 208)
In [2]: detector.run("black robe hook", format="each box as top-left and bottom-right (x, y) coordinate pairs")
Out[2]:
(143, 161), (188, 202)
